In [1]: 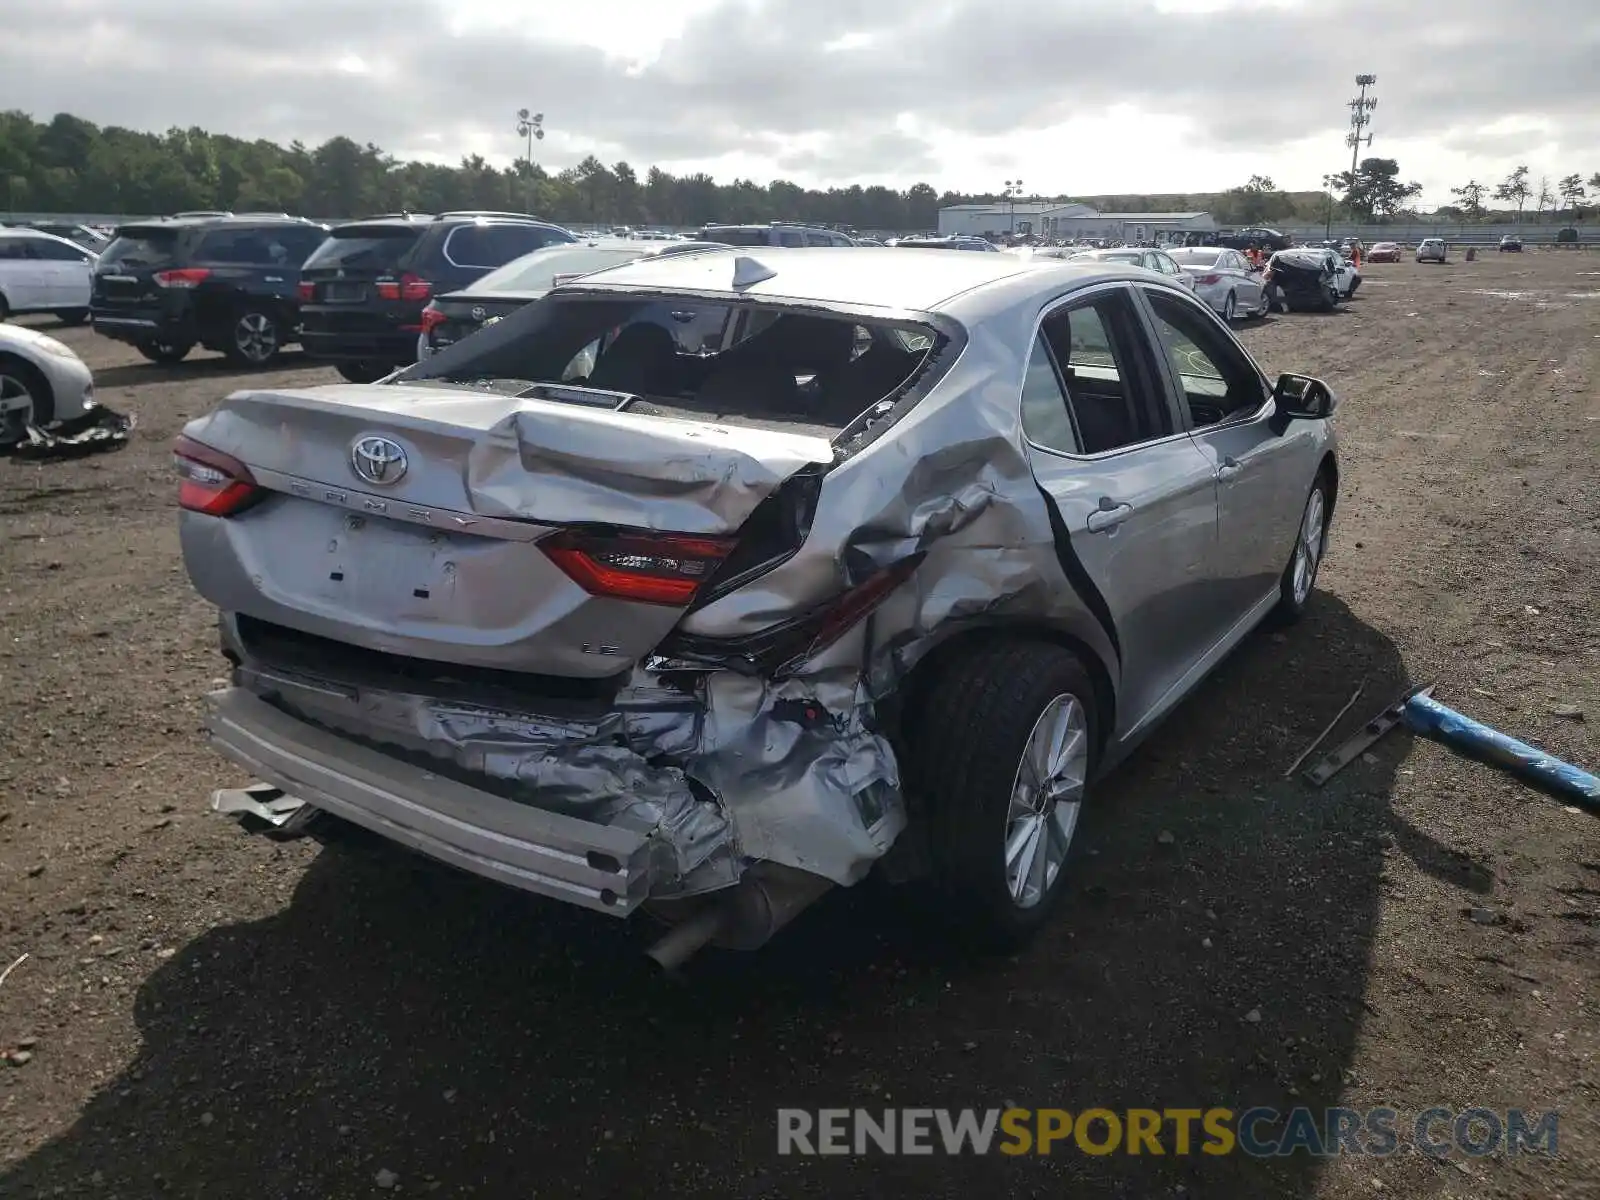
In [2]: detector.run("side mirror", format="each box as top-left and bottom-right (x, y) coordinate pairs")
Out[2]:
(1273, 373), (1337, 421)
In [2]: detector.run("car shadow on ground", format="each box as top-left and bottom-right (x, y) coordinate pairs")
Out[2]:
(0, 595), (1443, 1199)
(90, 351), (328, 391)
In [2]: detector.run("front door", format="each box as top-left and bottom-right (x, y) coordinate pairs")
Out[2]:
(1021, 284), (1220, 736)
(1138, 286), (1316, 617)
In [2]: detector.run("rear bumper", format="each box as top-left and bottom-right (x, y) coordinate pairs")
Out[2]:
(91, 308), (196, 346)
(204, 687), (659, 914)
(299, 329), (418, 363)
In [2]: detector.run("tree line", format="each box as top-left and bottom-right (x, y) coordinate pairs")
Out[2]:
(0, 111), (1591, 230)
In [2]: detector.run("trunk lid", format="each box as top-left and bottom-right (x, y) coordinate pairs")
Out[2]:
(179, 383), (832, 677)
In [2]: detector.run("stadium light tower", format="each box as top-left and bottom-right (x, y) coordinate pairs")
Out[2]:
(515, 109), (545, 213)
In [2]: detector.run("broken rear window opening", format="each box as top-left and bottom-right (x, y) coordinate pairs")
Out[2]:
(303, 225), (421, 270)
(392, 293), (953, 435)
(98, 228), (182, 269)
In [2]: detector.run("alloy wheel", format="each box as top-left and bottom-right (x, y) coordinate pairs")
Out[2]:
(234, 313), (278, 364)
(1004, 694), (1089, 909)
(1292, 487), (1326, 606)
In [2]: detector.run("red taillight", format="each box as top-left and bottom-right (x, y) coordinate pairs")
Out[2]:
(541, 530), (737, 606)
(154, 267), (211, 289)
(376, 272), (431, 302)
(296, 281), (315, 302)
(172, 435), (262, 517)
(799, 557), (923, 662)
(420, 304), (446, 333)
(1196, 273), (1221, 285)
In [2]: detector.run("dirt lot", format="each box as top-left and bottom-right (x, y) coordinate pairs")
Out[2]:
(1, 253), (1596, 1199)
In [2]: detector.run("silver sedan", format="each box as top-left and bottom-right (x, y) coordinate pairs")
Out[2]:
(1064, 246), (1197, 292)
(1166, 246), (1269, 321)
(177, 249), (1339, 961)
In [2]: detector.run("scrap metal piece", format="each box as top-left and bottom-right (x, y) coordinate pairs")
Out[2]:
(211, 781), (320, 838)
(1302, 683), (1434, 787)
(1401, 692), (1600, 812)
(1284, 681), (1366, 778)
(8, 407), (135, 461)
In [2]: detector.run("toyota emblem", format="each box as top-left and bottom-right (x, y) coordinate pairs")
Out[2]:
(471, 305), (486, 321)
(350, 436), (408, 486)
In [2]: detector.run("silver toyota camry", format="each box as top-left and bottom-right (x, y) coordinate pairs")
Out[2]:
(175, 247), (1339, 964)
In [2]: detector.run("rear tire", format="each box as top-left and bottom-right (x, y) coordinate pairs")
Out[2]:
(336, 361), (393, 384)
(225, 308), (282, 367)
(138, 339), (192, 364)
(909, 640), (1099, 951)
(0, 293), (10, 322)
(0, 353), (55, 437)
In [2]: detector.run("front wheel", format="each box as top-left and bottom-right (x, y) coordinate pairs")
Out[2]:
(1274, 474), (1331, 622)
(137, 339), (192, 364)
(1223, 292), (1237, 322)
(911, 640), (1098, 950)
(0, 354), (54, 439)
(226, 309), (282, 366)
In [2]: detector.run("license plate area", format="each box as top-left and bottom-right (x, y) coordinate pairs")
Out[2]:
(322, 282), (367, 302)
(320, 516), (462, 618)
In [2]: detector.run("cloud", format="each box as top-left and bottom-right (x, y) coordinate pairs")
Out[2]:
(1, 0), (1595, 201)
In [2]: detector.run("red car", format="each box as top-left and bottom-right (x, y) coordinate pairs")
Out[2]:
(1366, 241), (1402, 263)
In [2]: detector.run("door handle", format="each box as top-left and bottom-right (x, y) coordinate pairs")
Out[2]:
(1217, 456), (1242, 482)
(1086, 500), (1133, 533)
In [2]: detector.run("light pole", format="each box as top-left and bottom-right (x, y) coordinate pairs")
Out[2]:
(1003, 179), (1024, 236)
(514, 109), (545, 213)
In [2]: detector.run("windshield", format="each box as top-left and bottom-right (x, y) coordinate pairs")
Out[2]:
(467, 245), (643, 294)
(99, 228), (182, 270)
(1169, 248), (1223, 266)
(304, 225), (420, 270)
(394, 294), (947, 432)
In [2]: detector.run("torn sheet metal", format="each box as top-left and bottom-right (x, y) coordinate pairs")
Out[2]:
(235, 661), (730, 887)
(5, 407), (135, 461)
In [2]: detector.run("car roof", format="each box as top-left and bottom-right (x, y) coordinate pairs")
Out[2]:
(555, 245), (1160, 321)
(0, 227), (86, 248)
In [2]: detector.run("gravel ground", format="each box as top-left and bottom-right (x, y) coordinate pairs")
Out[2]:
(0, 253), (1596, 1199)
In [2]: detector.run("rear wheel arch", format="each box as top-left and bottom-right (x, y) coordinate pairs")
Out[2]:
(896, 622), (1117, 759)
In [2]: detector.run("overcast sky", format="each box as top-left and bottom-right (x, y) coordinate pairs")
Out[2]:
(3, 0), (1596, 205)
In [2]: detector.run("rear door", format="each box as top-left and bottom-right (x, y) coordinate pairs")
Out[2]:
(1021, 284), (1221, 735)
(0, 239), (47, 310)
(21, 235), (93, 306)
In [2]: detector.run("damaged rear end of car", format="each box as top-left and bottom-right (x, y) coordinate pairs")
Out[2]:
(178, 261), (972, 961)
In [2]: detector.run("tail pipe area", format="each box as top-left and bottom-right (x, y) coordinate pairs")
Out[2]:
(646, 862), (835, 971)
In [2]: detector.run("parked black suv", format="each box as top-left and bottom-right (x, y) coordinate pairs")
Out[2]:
(297, 212), (577, 382)
(695, 222), (857, 247)
(90, 215), (330, 365)
(1216, 227), (1293, 252)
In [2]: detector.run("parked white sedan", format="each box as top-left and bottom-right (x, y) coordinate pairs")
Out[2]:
(1166, 247), (1269, 321)
(1065, 246), (1197, 293)
(0, 229), (97, 323)
(0, 323), (99, 445)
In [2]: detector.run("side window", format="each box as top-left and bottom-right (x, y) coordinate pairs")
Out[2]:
(0, 240), (31, 260)
(280, 227), (328, 265)
(1143, 290), (1266, 427)
(803, 230), (832, 247)
(1020, 337), (1080, 454)
(776, 229), (804, 247)
(1038, 292), (1170, 455)
(30, 238), (89, 262)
